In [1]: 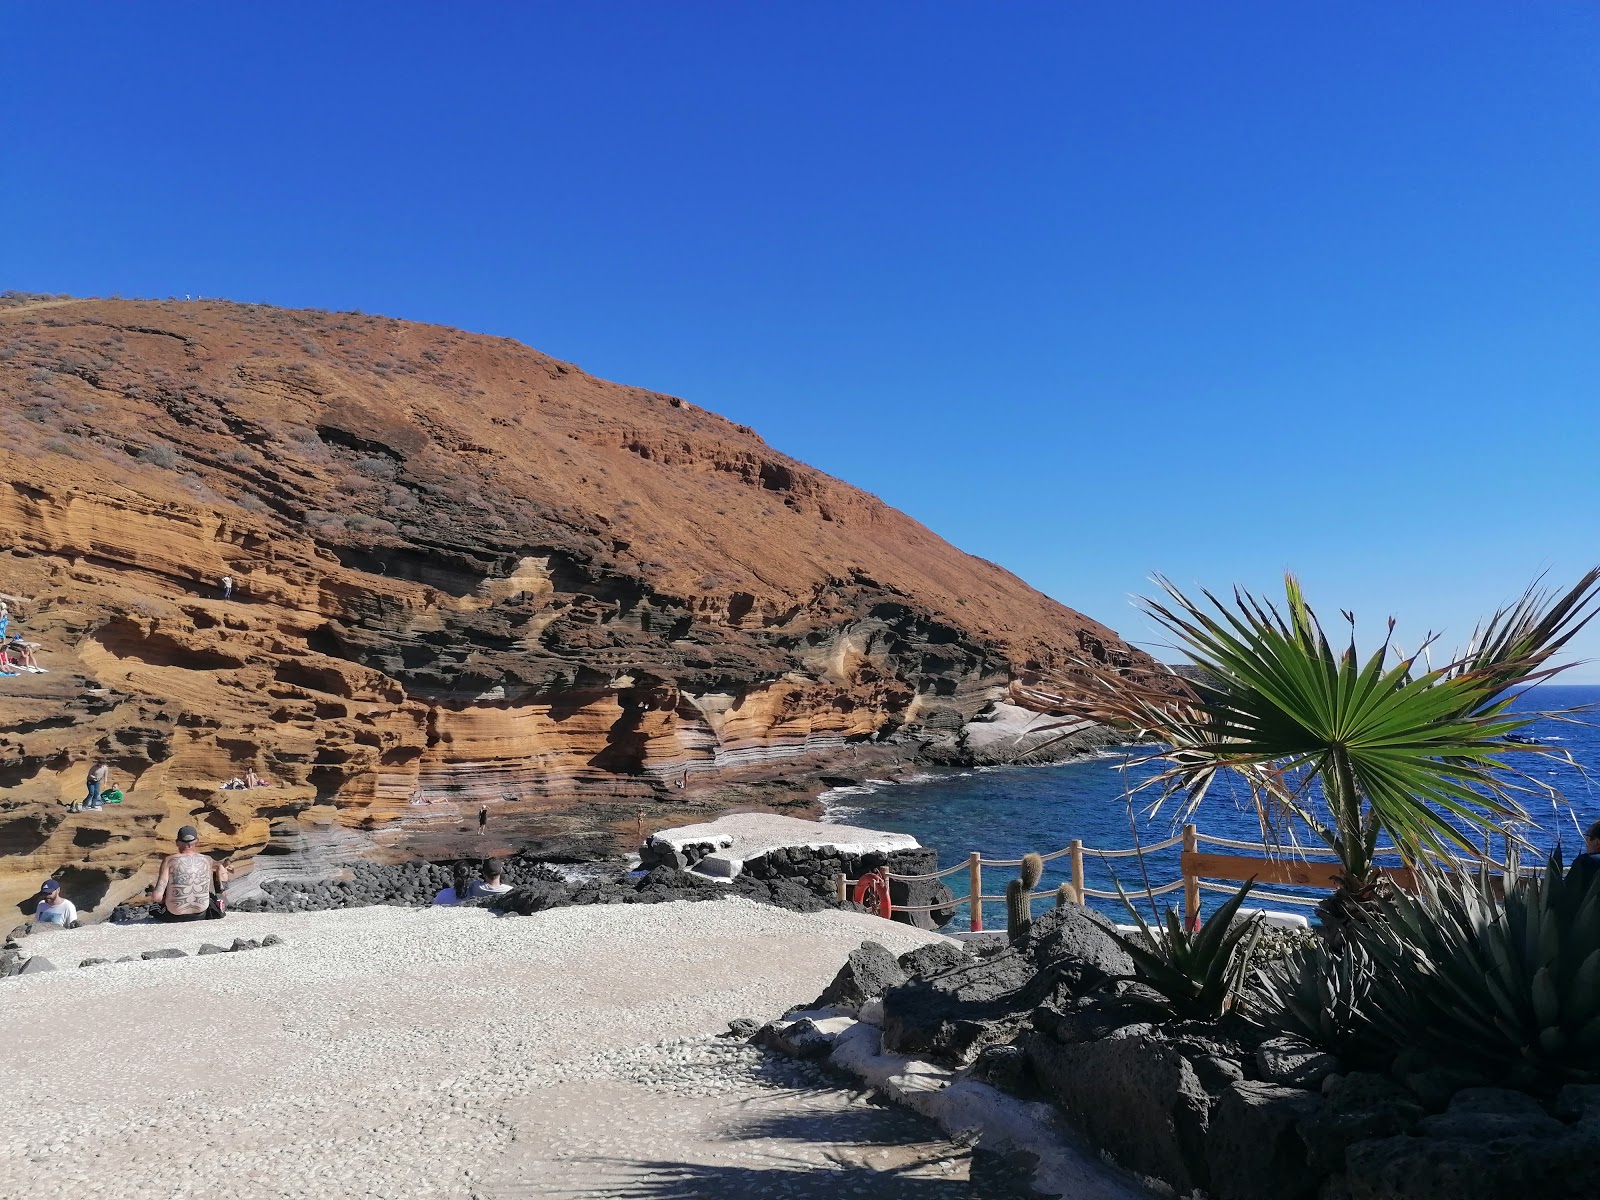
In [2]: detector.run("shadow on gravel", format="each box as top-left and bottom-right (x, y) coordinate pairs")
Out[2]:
(528, 1153), (1038, 1198)
(727, 1104), (935, 1149)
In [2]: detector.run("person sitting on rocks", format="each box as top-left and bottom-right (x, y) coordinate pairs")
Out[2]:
(243, 768), (268, 788)
(33, 880), (79, 928)
(147, 826), (229, 922)
(7, 636), (43, 673)
(469, 859), (512, 898)
(433, 863), (473, 906)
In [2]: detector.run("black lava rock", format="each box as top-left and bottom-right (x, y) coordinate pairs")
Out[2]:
(809, 941), (908, 1011)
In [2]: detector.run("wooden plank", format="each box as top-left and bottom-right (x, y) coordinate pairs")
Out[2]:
(1183, 851), (1341, 888)
(1182, 851), (1418, 893)
(1182, 825), (1199, 929)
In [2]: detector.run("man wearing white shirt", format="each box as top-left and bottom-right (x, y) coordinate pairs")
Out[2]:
(33, 880), (79, 928)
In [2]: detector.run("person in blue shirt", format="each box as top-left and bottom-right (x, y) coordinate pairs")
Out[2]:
(1568, 821), (1600, 895)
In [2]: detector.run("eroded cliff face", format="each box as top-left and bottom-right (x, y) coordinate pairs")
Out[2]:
(0, 295), (1145, 916)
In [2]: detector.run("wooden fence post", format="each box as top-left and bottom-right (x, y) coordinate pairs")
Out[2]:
(1183, 824), (1199, 931)
(968, 852), (983, 932)
(836, 873), (848, 904)
(1069, 839), (1084, 905)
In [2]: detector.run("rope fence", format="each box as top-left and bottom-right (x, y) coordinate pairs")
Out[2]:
(833, 821), (1536, 932)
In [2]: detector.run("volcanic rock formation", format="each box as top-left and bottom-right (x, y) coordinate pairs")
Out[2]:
(0, 294), (1145, 916)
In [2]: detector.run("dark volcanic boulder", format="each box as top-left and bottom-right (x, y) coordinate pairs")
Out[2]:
(968, 1043), (1029, 1093)
(1415, 1087), (1566, 1142)
(1205, 1080), (1325, 1200)
(734, 874), (833, 913)
(1255, 1035), (1342, 1089)
(494, 879), (586, 915)
(1026, 1025), (1213, 1194)
(1020, 903), (1134, 993)
(898, 940), (968, 978)
(1300, 1072), (1424, 1175)
(1345, 1130), (1592, 1199)
(809, 941), (907, 1011)
(880, 947), (1039, 1065)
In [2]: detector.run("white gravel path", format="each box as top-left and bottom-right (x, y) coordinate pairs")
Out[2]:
(0, 901), (1064, 1198)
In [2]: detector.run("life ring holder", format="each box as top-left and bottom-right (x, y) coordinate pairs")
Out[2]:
(852, 868), (893, 920)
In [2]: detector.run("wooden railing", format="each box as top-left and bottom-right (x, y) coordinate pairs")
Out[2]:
(837, 823), (1509, 931)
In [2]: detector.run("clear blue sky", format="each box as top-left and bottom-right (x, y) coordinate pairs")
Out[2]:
(6, 3), (1598, 677)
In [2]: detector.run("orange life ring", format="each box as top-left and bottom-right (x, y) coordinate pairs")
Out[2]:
(852, 869), (893, 919)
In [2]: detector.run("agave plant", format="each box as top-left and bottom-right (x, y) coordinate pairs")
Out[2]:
(1109, 877), (1263, 1021)
(1248, 935), (1385, 1059)
(1357, 850), (1600, 1086)
(1037, 569), (1600, 920)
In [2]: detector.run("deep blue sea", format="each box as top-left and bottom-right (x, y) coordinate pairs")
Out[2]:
(822, 684), (1600, 926)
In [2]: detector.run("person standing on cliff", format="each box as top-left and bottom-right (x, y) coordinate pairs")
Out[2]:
(148, 826), (229, 922)
(478, 805), (488, 836)
(221, 574), (234, 601)
(83, 761), (110, 811)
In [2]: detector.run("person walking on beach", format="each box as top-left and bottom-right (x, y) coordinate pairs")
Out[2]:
(478, 804), (488, 836)
(221, 574), (234, 601)
(147, 825), (229, 922)
(84, 761), (110, 811)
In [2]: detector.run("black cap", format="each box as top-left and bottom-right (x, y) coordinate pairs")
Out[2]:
(176, 825), (199, 843)
(483, 858), (505, 876)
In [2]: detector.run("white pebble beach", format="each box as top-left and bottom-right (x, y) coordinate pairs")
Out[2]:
(0, 899), (1014, 1198)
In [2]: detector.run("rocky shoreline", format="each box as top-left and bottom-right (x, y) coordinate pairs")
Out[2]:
(751, 905), (1600, 1200)
(211, 840), (956, 927)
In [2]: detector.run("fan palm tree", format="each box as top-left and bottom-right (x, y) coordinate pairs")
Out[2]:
(1039, 569), (1600, 924)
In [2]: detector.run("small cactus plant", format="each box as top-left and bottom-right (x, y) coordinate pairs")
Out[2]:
(1007, 853), (1046, 943)
(1020, 852), (1044, 891)
(1055, 881), (1074, 909)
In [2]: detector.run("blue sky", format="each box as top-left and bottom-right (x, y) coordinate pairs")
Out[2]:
(6, 3), (1598, 677)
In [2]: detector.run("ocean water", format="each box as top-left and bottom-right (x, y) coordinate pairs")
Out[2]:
(823, 684), (1600, 926)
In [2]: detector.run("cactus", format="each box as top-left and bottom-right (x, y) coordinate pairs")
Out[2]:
(1056, 881), (1074, 909)
(1020, 852), (1044, 891)
(1006, 878), (1031, 943)
(1007, 853), (1046, 943)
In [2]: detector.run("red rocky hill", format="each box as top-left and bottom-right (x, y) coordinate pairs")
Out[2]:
(0, 294), (1145, 916)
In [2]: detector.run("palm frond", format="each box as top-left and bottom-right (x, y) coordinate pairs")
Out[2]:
(1033, 571), (1600, 877)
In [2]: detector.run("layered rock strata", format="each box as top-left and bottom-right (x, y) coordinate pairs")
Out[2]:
(0, 293), (1148, 918)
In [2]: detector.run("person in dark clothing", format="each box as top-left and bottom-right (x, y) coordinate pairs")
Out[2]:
(1568, 820), (1600, 895)
(478, 805), (488, 836)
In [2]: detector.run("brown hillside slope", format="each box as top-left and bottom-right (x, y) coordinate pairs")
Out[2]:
(0, 295), (1144, 916)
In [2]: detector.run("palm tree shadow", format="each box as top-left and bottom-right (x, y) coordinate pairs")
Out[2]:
(724, 1103), (935, 1149)
(554, 1152), (1036, 1198)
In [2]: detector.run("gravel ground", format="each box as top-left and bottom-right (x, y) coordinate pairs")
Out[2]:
(0, 900), (1063, 1198)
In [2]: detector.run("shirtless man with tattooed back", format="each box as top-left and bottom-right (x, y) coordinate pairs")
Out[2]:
(148, 825), (230, 922)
